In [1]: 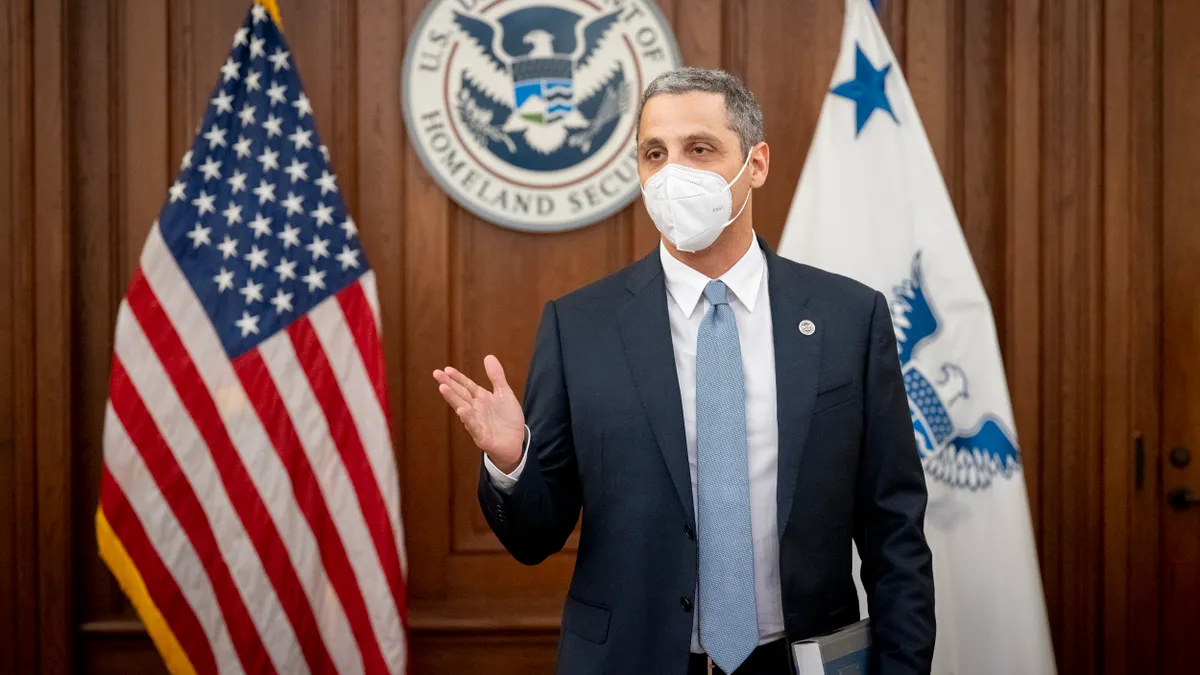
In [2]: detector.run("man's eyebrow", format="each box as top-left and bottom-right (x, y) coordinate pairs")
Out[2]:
(638, 132), (724, 150)
(638, 136), (664, 151)
(680, 132), (723, 145)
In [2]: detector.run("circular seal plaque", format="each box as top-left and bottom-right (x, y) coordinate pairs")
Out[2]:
(402, 0), (682, 232)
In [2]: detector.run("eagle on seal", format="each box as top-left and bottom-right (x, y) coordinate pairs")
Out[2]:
(452, 9), (624, 155)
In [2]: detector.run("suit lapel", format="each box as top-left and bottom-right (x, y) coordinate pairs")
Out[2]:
(616, 250), (695, 524)
(761, 239), (821, 537)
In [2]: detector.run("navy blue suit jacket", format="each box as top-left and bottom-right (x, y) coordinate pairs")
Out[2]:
(479, 238), (935, 675)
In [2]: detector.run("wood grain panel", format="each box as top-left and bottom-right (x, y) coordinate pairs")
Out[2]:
(905, 0), (961, 209)
(409, 634), (559, 674)
(670, 0), (719, 70)
(184, 0), (245, 142)
(79, 627), (169, 675)
(1124, 0), (1163, 671)
(0, 0), (14, 670)
(959, 0), (1006, 338)
(355, 0), (407, 478)
(354, 7), (408, 642)
(1039, 0), (1106, 669)
(168, 0), (196, 161)
(281, 0), (343, 187)
(400, 0), (455, 610)
(120, 0), (171, 272)
(1098, 0), (1133, 665)
(876, 0), (906, 65)
(1097, 0), (1163, 669)
(32, 0), (73, 671)
(281, 0), (362, 219)
(734, 0), (842, 247)
(69, 0), (119, 626)
(6, 0), (41, 669)
(1005, 0), (1044, 543)
(0, 1), (28, 671)
(1038, 0), (1067, 654)
(1160, 1), (1200, 671)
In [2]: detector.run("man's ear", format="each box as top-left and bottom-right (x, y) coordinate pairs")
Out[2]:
(749, 142), (770, 188)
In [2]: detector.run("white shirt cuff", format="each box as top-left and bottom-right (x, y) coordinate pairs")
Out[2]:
(483, 426), (531, 494)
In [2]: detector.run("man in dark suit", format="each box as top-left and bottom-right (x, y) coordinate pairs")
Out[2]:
(433, 67), (935, 675)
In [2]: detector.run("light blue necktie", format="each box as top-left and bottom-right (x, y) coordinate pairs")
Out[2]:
(696, 280), (758, 673)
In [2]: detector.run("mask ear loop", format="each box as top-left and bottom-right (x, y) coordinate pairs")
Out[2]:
(722, 144), (757, 226)
(725, 183), (752, 226)
(726, 145), (756, 188)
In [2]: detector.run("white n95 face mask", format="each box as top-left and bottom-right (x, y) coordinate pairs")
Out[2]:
(640, 151), (753, 253)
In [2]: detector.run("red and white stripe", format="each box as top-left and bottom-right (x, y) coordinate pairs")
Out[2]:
(102, 224), (408, 673)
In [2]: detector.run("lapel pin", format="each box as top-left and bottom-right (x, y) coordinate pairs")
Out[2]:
(798, 320), (816, 336)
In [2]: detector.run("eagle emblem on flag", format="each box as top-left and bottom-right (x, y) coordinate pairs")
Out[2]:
(892, 252), (1021, 490)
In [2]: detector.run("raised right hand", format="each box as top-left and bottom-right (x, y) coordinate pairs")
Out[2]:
(433, 355), (526, 473)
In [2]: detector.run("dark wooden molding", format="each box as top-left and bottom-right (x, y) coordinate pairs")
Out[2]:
(79, 600), (566, 637)
(1099, 0), (1165, 671)
(32, 0), (72, 673)
(1039, 0), (1108, 670)
(1, 1), (29, 671)
(7, 1), (41, 670)
(1124, 0), (1163, 671)
(79, 619), (152, 636)
(1005, 0), (1044, 541)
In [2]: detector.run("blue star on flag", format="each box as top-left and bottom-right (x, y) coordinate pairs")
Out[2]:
(831, 43), (897, 136)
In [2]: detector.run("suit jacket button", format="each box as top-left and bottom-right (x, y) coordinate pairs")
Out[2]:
(684, 523), (695, 540)
(680, 597), (692, 613)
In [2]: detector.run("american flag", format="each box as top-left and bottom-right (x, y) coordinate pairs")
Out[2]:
(96, 3), (408, 673)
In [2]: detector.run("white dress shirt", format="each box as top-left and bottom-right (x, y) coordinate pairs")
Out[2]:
(486, 235), (785, 653)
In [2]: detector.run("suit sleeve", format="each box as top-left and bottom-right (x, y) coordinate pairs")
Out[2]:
(855, 291), (936, 674)
(478, 300), (582, 566)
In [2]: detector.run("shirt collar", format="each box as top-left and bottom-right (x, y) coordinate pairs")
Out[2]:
(659, 234), (766, 319)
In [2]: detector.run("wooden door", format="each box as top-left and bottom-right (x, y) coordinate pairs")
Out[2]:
(1161, 0), (1200, 669)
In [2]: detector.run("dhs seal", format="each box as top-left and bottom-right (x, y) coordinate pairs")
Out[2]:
(402, 0), (681, 232)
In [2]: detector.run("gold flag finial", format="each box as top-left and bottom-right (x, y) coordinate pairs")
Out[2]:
(255, 0), (283, 31)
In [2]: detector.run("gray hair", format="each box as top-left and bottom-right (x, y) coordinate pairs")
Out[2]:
(636, 67), (765, 158)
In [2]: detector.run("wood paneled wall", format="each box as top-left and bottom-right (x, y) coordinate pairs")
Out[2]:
(0, 0), (1168, 672)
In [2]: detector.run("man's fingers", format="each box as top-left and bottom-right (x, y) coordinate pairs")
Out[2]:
(483, 355), (509, 391)
(435, 370), (475, 404)
(443, 367), (483, 397)
(437, 383), (472, 412)
(434, 370), (490, 448)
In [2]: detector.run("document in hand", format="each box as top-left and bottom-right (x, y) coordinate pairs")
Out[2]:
(791, 619), (871, 675)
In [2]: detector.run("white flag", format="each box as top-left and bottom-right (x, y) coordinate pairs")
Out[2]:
(778, 1), (1056, 673)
